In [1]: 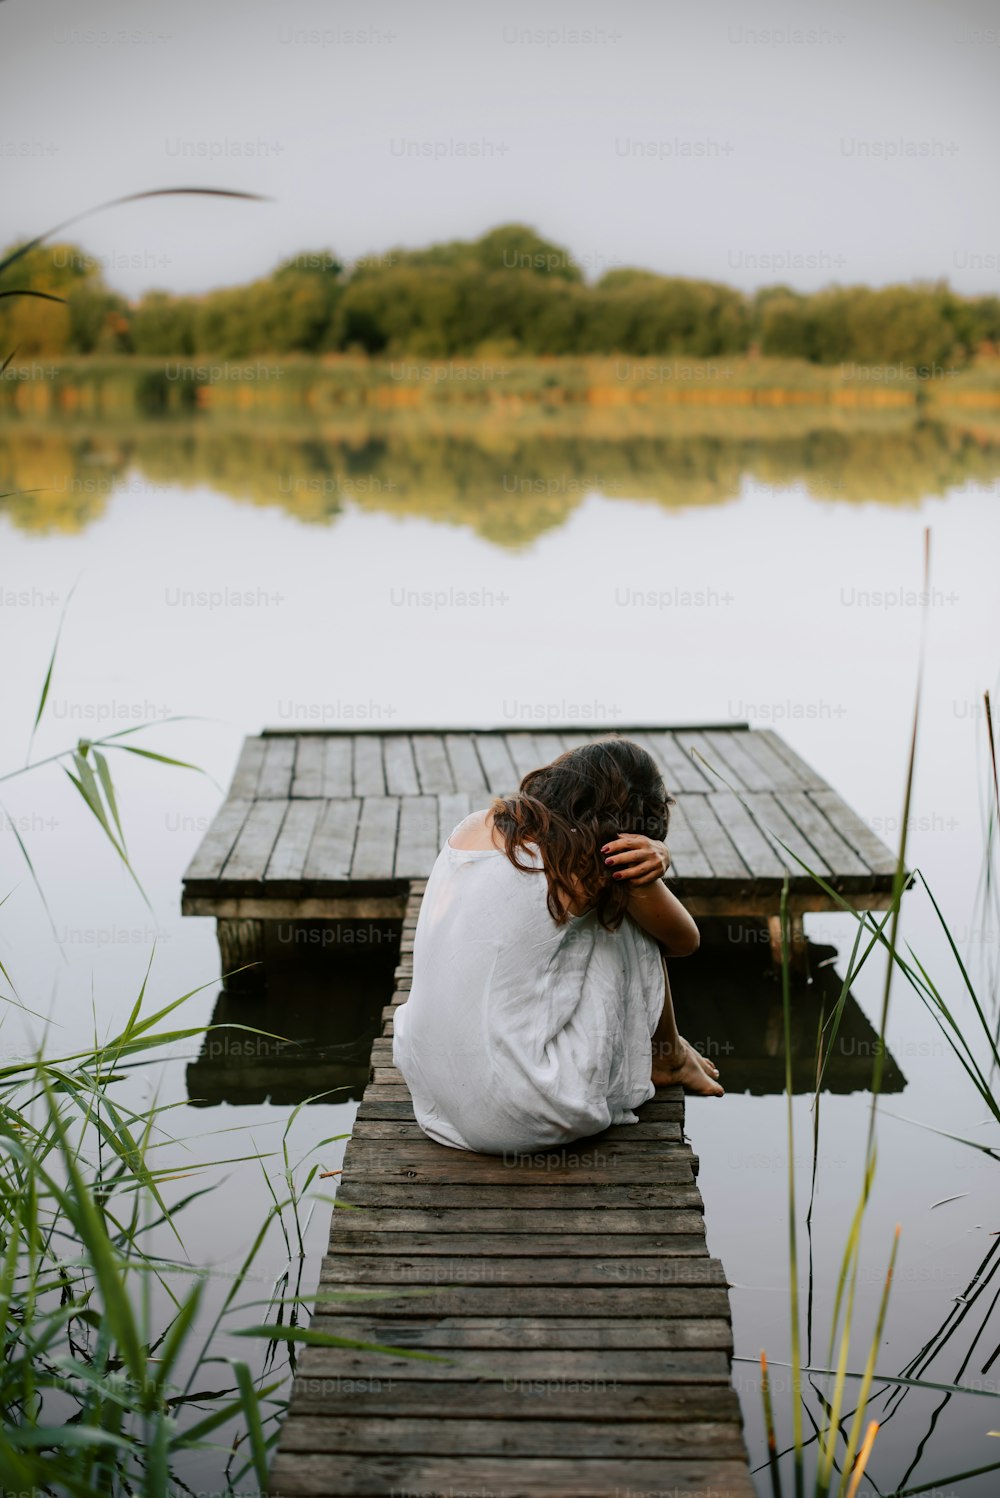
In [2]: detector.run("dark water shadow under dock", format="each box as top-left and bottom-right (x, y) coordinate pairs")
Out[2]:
(185, 919), (903, 1107)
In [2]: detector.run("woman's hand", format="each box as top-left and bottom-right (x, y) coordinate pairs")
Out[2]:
(601, 834), (670, 885)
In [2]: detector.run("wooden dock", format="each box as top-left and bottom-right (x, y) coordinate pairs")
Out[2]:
(266, 881), (756, 1498)
(182, 724), (898, 980)
(180, 724), (899, 1495)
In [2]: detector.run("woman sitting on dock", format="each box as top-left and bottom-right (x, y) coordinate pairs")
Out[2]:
(393, 736), (722, 1155)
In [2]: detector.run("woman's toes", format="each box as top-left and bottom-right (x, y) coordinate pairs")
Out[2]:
(684, 1040), (720, 1077)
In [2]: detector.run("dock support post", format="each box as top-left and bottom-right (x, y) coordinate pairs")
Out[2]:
(217, 918), (265, 993)
(767, 912), (809, 979)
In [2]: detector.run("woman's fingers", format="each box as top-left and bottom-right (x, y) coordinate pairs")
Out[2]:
(602, 835), (644, 853)
(604, 846), (647, 866)
(613, 859), (660, 882)
(602, 836), (670, 883)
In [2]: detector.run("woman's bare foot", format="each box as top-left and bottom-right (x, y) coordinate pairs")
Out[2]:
(652, 1037), (724, 1096)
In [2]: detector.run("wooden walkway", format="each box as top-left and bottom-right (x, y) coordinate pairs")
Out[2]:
(182, 724), (898, 980)
(267, 882), (755, 1498)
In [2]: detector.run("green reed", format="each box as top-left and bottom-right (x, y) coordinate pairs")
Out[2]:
(708, 543), (1000, 1494)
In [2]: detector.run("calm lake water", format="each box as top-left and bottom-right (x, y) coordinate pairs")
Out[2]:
(1, 407), (998, 1495)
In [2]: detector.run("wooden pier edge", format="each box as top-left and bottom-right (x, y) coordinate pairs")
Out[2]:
(266, 880), (756, 1498)
(181, 724), (901, 992)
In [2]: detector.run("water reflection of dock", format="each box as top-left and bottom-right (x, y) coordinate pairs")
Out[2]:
(670, 931), (905, 1095)
(185, 926), (904, 1108)
(185, 920), (398, 1107)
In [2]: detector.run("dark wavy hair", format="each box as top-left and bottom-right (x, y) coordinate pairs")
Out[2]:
(490, 736), (673, 931)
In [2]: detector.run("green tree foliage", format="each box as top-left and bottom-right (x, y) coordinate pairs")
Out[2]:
(130, 290), (198, 355)
(0, 242), (128, 355)
(755, 283), (963, 370)
(3, 225), (999, 367)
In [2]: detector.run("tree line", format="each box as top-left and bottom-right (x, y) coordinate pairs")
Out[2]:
(3, 223), (999, 370)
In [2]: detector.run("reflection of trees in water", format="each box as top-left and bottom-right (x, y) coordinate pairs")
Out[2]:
(2, 410), (1000, 542)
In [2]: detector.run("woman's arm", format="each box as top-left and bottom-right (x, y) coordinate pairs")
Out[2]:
(625, 879), (700, 956)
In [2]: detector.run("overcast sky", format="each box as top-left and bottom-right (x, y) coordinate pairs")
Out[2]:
(3, 0), (999, 299)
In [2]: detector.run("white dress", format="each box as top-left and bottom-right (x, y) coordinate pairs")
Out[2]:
(392, 814), (666, 1154)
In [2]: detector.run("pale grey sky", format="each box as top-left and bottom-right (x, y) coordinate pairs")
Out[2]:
(3, 0), (999, 298)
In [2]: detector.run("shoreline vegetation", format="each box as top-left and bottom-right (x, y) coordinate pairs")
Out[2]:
(3, 353), (1000, 421)
(3, 221), (1000, 378)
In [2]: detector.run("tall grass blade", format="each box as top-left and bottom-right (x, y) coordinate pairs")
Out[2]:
(760, 1349), (784, 1498)
(845, 1421), (879, 1498)
(232, 1359), (271, 1491)
(0, 188), (266, 280)
(838, 1228), (899, 1495)
(25, 581), (77, 765)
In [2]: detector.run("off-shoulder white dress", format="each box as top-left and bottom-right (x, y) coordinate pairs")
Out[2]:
(392, 814), (666, 1154)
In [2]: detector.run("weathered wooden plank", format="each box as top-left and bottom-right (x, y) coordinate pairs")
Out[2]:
(335, 1182), (705, 1210)
(320, 1255), (726, 1288)
(264, 800), (323, 882)
(531, 731), (568, 765)
(183, 798), (252, 882)
(302, 798), (360, 881)
(350, 797), (400, 881)
(473, 733), (519, 794)
(707, 790), (787, 879)
(338, 1156), (697, 1187)
(313, 1284), (732, 1318)
(351, 734), (385, 796)
(330, 1208), (705, 1235)
(737, 728), (816, 790)
(663, 801), (714, 881)
(753, 728), (830, 789)
(673, 730), (740, 792)
(228, 736), (267, 798)
(322, 1230), (709, 1257)
(276, 1414), (748, 1459)
(266, 1451), (756, 1497)
(297, 1315), (729, 1352)
(672, 796), (750, 880)
(504, 733), (545, 778)
(382, 734), (420, 795)
(355, 1099), (417, 1119)
(255, 736), (295, 799)
(744, 792), (833, 879)
(809, 788), (898, 877)
(321, 735), (352, 797)
(220, 801), (288, 880)
(637, 730), (715, 794)
(412, 734), (456, 793)
(290, 735), (325, 798)
(780, 790), (870, 878)
(444, 733), (489, 794)
(700, 729), (783, 794)
(342, 1136), (696, 1168)
(437, 791), (472, 847)
(295, 1344), (732, 1378)
(394, 796), (441, 878)
(286, 1371), (742, 1418)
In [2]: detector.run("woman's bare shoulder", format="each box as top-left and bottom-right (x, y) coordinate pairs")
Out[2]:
(447, 807), (504, 851)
